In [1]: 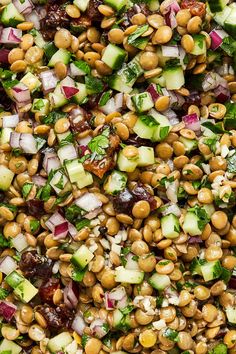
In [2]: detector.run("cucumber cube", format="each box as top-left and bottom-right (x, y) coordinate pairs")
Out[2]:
(73, 0), (90, 11)
(14, 279), (38, 303)
(115, 266), (144, 284)
(20, 72), (41, 92)
(47, 332), (73, 353)
(1, 3), (24, 26)
(104, 0), (127, 11)
(163, 66), (185, 90)
(102, 44), (126, 70)
(117, 150), (139, 173)
(0, 165), (14, 191)
(132, 92), (154, 113)
(5, 271), (24, 289)
(137, 147), (155, 167)
(200, 260), (222, 281)
(148, 273), (171, 290)
(161, 214), (180, 239)
(103, 170), (127, 195)
(182, 211), (201, 236)
(71, 245), (94, 270)
(0, 339), (22, 354)
(48, 49), (71, 67)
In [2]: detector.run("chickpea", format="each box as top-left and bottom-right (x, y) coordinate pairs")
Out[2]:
(54, 29), (72, 49)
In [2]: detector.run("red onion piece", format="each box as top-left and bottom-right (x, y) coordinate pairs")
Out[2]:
(68, 222), (78, 238)
(13, 0), (34, 14)
(32, 175), (47, 187)
(12, 83), (31, 103)
(62, 86), (80, 99)
(39, 70), (58, 94)
(202, 72), (219, 92)
(0, 48), (10, 63)
(2, 114), (19, 128)
(114, 93), (123, 110)
(188, 236), (203, 244)
(85, 207), (102, 220)
(0, 27), (22, 44)
(90, 319), (108, 339)
(214, 84), (230, 103)
(210, 29), (228, 50)
(165, 10), (177, 29)
(10, 132), (21, 149)
(228, 276), (236, 289)
(104, 293), (115, 310)
(25, 10), (40, 29)
(162, 45), (179, 57)
(100, 97), (117, 114)
(146, 84), (161, 102)
(75, 193), (102, 212)
(69, 62), (85, 77)
(64, 281), (78, 309)
(54, 221), (69, 239)
(19, 133), (37, 154)
(162, 0), (180, 14)
(0, 256), (17, 275)
(72, 313), (86, 335)
(43, 152), (61, 175)
(182, 113), (201, 132)
(163, 108), (179, 125)
(0, 301), (17, 321)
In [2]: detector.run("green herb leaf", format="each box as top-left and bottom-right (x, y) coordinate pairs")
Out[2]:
(74, 60), (91, 74)
(0, 288), (9, 300)
(42, 111), (66, 125)
(188, 205), (210, 231)
(32, 99), (45, 111)
(139, 115), (159, 127)
(99, 90), (113, 106)
(22, 183), (33, 199)
(12, 148), (22, 157)
(81, 334), (90, 348)
(0, 203), (17, 213)
(72, 266), (87, 282)
(88, 133), (109, 158)
(85, 75), (104, 94)
(65, 204), (83, 223)
(3, 79), (19, 89)
(76, 218), (90, 231)
(204, 136), (217, 153)
(159, 126), (170, 140)
(37, 184), (52, 202)
(54, 174), (65, 190)
(30, 220), (40, 233)
(0, 233), (10, 248)
(164, 328), (179, 342)
(227, 152), (236, 173)
(59, 133), (74, 147)
(221, 36), (236, 56)
(201, 121), (229, 134)
(128, 24), (149, 45)
(120, 305), (134, 315)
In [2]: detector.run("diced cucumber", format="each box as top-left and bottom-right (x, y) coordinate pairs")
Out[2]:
(214, 6), (231, 26)
(163, 66), (185, 90)
(0, 127), (13, 144)
(113, 309), (131, 331)
(117, 149), (139, 172)
(49, 84), (68, 109)
(73, 83), (87, 104)
(150, 110), (171, 142)
(224, 8), (236, 39)
(14, 279), (38, 303)
(0, 165), (14, 191)
(182, 211), (201, 236)
(115, 266), (144, 284)
(209, 343), (227, 354)
(104, 0), (127, 11)
(57, 131), (72, 143)
(20, 72), (41, 92)
(108, 74), (133, 93)
(65, 159), (93, 188)
(48, 49), (71, 67)
(50, 170), (71, 195)
(148, 273), (171, 291)
(103, 170), (127, 195)
(47, 332), (73, 353)
(1, 2), (24, 26)
(161, 213), (180, 239)
(102, 44), (126, 70)
(137, 146), (155, 167)
(0, 339), (22, 354)
(5, 271), (24, 289)
(71, 244), (94, 270)
(73, 0), (90, 11)
(131, 92), (154, 113)
(44, 42), (57, 60)
(133, 114), (157, 140)
(208, 0), (227, 13)
(31, 29), (47, 48)
(31, 98), (49, 114)
(226, 306), (236, 324)
(189, 258), (205, 276)
(200, 260), (222, 281)
(191, 34), (207, 56)
(179, 137), (197, 152)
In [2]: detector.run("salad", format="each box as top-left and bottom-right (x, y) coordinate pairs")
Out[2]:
(0, 0), (236, 353)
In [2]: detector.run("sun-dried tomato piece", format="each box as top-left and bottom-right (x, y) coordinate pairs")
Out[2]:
(37, 304), (74, 329)
(181, 0), (205, 17)
(39, 278), (60, 304)
(19, 251), (53, 279)
(86, 0), (103, 21)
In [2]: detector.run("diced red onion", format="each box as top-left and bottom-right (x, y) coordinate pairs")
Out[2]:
(25, 10), (40, 29)
(182, 113), (201, 132)
(0, 256), (17, 275)
(188, 236), (203, 244)
(100, 97), (117, 114)
(105, 286), (128, 310)
(45, 212), (67, 232)
(39, 70), (58, 94)
(162, 203), (181, 217)
(54, 221), (69, 239)
(90, 319), (108, 339)
(12, 83), (31, 103)
(161, 0), (180, 14)
(78, 135), (92, 146)
(2, 114), (19, 128)
(210, 29), (228, 50)
(104, 293), (115, 310)
(58, 144), (78, 163)
(0, 27), (22, 44)
(0, 301), (17, 322)
(75, 193), (102, 212)
(114, 93), (123, 110)
(68, 222), (78, 238)
(85, 207), (102, 220)
(165, 10), (177, 29)
(72, 313), (86, 335)
(11, 233), (28, 252)
(43, 152), (61, 175)
(19, 133), (37, 154)
(162, 45), (179, 58)
(202, 72), (219, 92)
(13, 0), (34, 14)
(164, 109), (179, 125)
(10, 132), (21, 149)
(0, 48), (10, 63)
(62, 86), (80, 99)
(214, 84), (230, 103)
(146, 84), (161, 102)
(125, 253), (140, 271)
(64, 281), (78, 309)
(69, 62), (85, 77)
(166, 180), (179, 203)
(32, 175), (47, 187)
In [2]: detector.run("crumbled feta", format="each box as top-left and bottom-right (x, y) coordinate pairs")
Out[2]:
(168, 295), (180, 306)
(111, 243), (121, 255)
(100, 239), (110, 250)
(153, 319), (167, 330)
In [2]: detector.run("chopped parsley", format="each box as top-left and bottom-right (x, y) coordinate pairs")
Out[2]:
(30, 220), (40, 233)
(120, 305), (134, 315)
(22, 183), (33, 199)
(188, 205), (210, 231)
(65, 204), (83, 223)
(42, 111), (66, 125)
(99, 90), (113, 106)
(72, 266), (87, 282)
(75, 218), (90, 231)
(227, 152), (236, 173)
(73, 60), (91, 74)
(88, 128), (110, 160)
(163, 328), (179, 342)
(85, 75), (104, 94)
(0, 233), (11, 248)
(201, 121), (229, 135)
(0, 288), (9, 300)
(127, 24), (149, 45)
